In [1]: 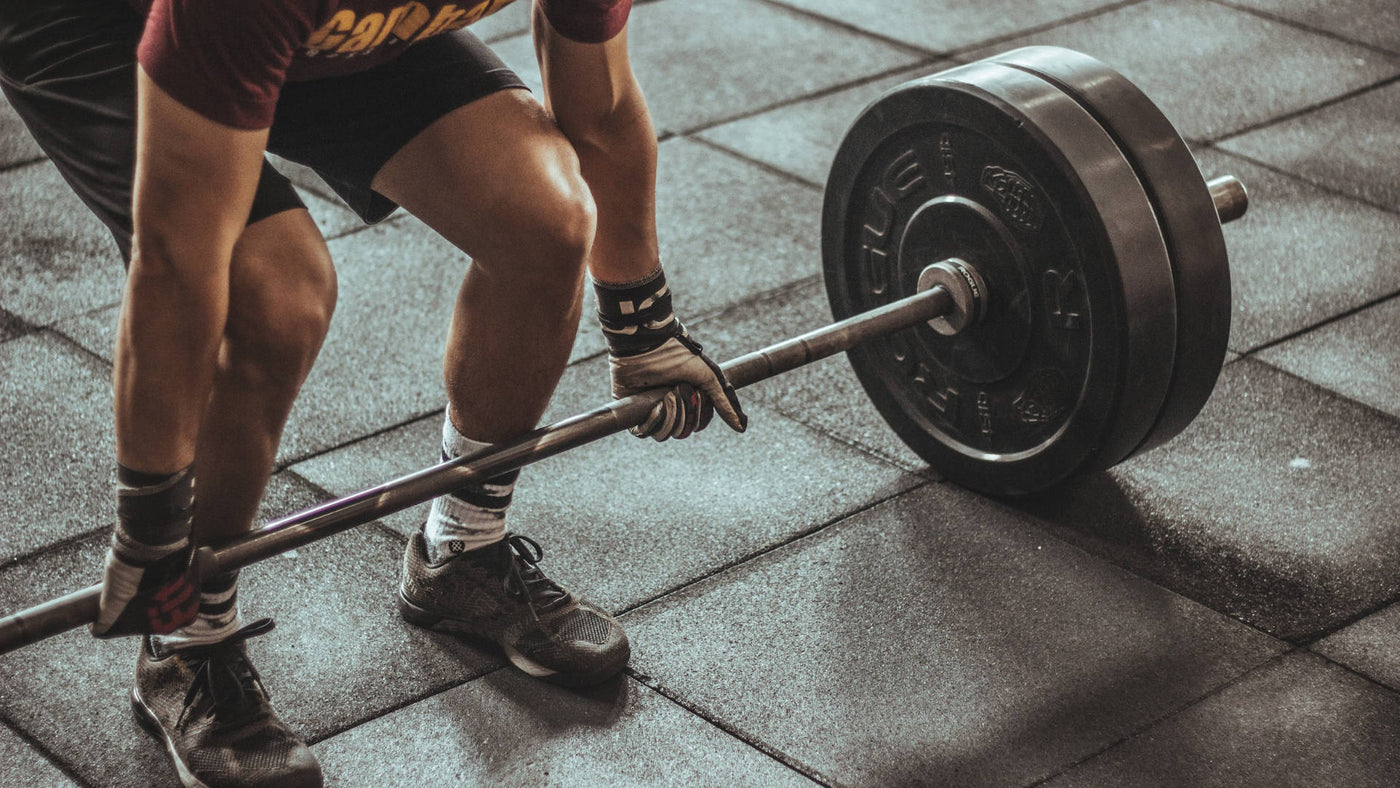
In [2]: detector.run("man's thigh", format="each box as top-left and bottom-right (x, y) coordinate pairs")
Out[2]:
(268, 30), (527, 226)
(0, 0), (305, 263)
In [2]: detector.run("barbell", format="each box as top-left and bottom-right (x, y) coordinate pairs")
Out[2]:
(0, 46), (1245, 655)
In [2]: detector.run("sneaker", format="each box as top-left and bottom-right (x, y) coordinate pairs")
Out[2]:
(131, 618), (323, 788)
(398, 531), (629, 686)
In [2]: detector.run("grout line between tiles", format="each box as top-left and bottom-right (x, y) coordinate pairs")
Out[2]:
(1304, 644), (1400, 697)
(1233, 289), (1400, 361)
(688, 136), (824, 191)
(1024, 648), (1299, 786)
(938, 0), (1150, 59)
(1201, 143), (1400, 217)
(751, 0), (939, 57)
(616, 476), (931, 620)
(1205, 74), (1400, 148)
(1245, 355), (1400, 441)
(303, 666), (508, 747)
(0, 155), (45, 174)
(1203, 0), (1400, 58)
(624, 669), (838, 788)
(675, 58), (947, 139)
(0, 710), (97, 788)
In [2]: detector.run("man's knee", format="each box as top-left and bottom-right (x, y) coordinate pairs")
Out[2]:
(510, 161), (596, 280)
(222, 213), (337, 392)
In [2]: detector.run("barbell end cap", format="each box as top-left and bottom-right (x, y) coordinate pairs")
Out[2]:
(1207, 175), (1248, 224)
(916, 259), (987, 336)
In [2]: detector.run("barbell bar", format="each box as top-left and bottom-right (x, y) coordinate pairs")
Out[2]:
(0, 46), (1249, 655)
(0, 281), (960, 654)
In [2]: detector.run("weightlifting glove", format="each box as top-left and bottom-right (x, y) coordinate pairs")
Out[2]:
(90, 466), (201, 638)
(595, 267), (747, 441)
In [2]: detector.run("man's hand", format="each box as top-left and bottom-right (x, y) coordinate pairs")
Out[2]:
(610, 332), (747, 440)
(91, 465), (202, 638)
(91, 535), (201, 638)
(595, 267), (746, 441)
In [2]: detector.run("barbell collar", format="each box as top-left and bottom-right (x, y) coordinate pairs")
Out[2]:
(915, 259), (987, 336)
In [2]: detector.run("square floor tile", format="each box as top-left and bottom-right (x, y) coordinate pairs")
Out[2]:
(966, 0), (1400, 141)
(1221, 0), (1400, 54)
(314, 670), (819, 787)
(1017, 359), (1400, 641)
(771, 0), (1124, 52)
(1195, 149), (1400, 352)
(1045, 651), (1400, 787)
(1314, 603), (1400, 692)
(622, 484), (1284, 787)
(0, 333), (115, 562)
(1221, 81), (1400, 213)
(0, 724), (76, 788)
(699, 65), (942, 186)
(650, 138), (825, 322)
(1257, 295), (1400, 420)
(0, 161), (125, 327)
(489, 0), (923, 134)
(471, 0), (531, 42)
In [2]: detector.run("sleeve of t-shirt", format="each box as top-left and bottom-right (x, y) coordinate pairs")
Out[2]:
(137, 0), (321, 130)
(537, 0), (633, 44)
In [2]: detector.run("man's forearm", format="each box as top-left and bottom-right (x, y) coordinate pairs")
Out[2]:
(561, 82), (661, 284)
(533, 6), (660, 284)
(116, 67), (268, 473)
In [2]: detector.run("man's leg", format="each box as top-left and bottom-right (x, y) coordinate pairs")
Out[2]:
(151, 206), (336, 650)
(372, 88), (628, 686)
(194, 208), (337, 546)
(129, 206), (331, 788)
(372, 89), (593, 442)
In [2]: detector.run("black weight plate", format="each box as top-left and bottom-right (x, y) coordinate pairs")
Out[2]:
(822, 61), (1177, 495)
(990, 47), (1231, 461)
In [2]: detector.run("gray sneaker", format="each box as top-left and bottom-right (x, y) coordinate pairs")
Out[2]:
(131, 619), (322, 788)
(398, 531), (629, 686)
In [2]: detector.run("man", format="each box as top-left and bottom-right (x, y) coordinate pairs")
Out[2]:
(0, 0), (746, 785)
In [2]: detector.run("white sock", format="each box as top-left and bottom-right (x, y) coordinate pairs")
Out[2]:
(150, 571), (243, 653)
(424, 413), (517, 563)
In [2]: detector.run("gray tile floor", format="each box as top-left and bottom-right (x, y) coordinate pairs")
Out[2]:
(2, 0), (1399, 786)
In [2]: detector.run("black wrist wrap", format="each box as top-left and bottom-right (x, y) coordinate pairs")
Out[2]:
(116, 464), (195, 545)
(594, 267), (685, 357)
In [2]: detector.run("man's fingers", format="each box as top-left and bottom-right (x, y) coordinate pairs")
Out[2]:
(694, 364), (746, 434)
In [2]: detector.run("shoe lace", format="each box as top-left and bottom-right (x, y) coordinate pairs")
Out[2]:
(502, 534), (571, 614)
(176, 618), (276, 731)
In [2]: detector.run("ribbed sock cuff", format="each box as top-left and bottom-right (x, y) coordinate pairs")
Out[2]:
(151, 571), (242, 652)
(425, 414), (516, 563)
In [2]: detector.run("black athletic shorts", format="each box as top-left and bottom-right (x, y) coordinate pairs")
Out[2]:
(0, 0), (526, 262)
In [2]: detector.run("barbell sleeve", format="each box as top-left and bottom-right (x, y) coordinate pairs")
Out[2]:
(1207, 175), (1248, 224)
(0, 284), (954, 656)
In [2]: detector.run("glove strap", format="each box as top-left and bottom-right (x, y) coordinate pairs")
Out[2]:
(594, 266), (684, 357)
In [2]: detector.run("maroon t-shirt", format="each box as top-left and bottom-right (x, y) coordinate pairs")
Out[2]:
(127, 0), (632, 129)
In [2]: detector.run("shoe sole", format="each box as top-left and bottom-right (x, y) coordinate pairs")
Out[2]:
(397, 591), (626, 687)
(131, 686), (210, 788)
